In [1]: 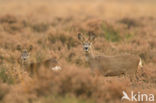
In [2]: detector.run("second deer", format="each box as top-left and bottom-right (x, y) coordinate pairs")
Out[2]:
(16, 45), (62, 76)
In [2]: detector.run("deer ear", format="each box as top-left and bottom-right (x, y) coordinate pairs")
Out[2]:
(88, 31), (96, 42)
(16, 45), (22, 51)
(28, 45), (33, 51)
(77, 33), (85, 42)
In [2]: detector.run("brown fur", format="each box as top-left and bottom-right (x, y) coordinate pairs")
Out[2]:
(88, 53), (140, 77)
(24, 58), (58, 76)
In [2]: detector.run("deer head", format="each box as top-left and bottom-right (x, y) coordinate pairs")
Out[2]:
(77, 32), (96, 52)
(16, 44), (33, 64)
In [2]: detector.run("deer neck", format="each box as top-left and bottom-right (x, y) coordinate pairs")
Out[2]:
(85, 46), (95, 62)
(21, 58), (31, 69)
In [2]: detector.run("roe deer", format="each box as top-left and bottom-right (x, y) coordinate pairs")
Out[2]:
(77, 32), (143, 80)
(16, 45), (62, 76)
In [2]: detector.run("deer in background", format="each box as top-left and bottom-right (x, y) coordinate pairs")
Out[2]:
(77, 32), (143, 80)
(16, 44), (62, 76)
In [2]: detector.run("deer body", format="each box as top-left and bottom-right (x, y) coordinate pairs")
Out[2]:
(78, 32), (143, 78)
(25, 58), (61, 75)
(17, 45), (62, 76)
(87, 53), (140, 76)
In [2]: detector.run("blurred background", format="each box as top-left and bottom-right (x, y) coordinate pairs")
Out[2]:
(0, 0), (156, 103)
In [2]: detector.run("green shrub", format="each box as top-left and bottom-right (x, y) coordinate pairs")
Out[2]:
(124, 33), (133, 40)
(0, 66), (14, 84)
(101, 23), (121, 42)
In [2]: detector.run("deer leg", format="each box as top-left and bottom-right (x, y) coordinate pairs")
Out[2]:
(127, 72), (135, 83)
(136, 65), (144, 82)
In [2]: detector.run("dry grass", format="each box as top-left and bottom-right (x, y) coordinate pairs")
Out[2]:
(0, 0), (156, 103)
